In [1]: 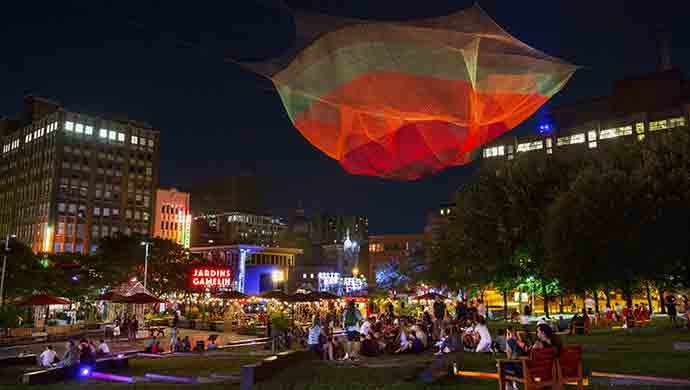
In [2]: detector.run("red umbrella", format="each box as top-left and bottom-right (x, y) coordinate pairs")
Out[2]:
(112, 293), (164, 304)
(17, 294), (71, 306)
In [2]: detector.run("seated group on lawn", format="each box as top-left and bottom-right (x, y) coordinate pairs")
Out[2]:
(38, 338), (111, 368)
(307, 298), (495, 361)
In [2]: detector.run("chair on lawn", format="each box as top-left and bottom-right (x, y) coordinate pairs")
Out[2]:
(497, 347), (557, 390)
(557, 345), (584, 390)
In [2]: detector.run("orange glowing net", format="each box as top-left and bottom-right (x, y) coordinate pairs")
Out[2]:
(245, 4), (576, 180)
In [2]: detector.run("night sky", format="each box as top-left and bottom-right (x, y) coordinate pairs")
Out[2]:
(1, 1), (688, 234)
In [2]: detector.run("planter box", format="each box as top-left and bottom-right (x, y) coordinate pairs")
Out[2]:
(9, 328), (33, 337)
(46, 325), (72, 336)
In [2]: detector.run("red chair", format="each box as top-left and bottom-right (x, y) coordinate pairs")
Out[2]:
(498, 347), (557, 390)
(557, 345), (584, 390)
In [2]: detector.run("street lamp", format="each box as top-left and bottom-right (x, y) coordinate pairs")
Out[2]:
(141, 241), (151, 289)
(0, 234), (17, 306)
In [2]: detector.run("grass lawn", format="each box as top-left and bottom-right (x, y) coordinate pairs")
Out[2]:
(1, 320), (688, 390)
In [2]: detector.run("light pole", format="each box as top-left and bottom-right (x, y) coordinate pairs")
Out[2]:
(0, 234), (17, 307)
(141, 241), (151, 289)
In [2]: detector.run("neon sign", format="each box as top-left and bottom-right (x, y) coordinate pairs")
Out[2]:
(189, 267), (233, 288)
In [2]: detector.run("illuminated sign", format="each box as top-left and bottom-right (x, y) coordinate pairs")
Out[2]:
(189, 267), (233, 288)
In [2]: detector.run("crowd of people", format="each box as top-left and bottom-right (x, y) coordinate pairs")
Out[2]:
(305, 298), (496, 361)
(38, 338), (111, 369)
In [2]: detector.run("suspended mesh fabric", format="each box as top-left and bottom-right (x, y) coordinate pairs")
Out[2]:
(245, 4), (577, 180)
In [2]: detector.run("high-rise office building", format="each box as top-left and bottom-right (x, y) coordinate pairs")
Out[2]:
(0, 96), (160, 254)
(191, 211), (286, 247)
(153, 188), (191, 247)
(188, 175), (261, 216)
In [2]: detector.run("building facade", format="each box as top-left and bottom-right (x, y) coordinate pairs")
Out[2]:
(0, 96), (159, 254)
(191, 211), (287, 247)
(153, 188), (191, 247)
(188, 175), (261, 216)
(424, 202), (455, 246)
(368, 233), (426, 277)
(480, 69), (689, 165)
(190, 244), (302, 294)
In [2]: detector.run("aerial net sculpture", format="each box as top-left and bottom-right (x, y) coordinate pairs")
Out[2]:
(243, 4), (577, 180)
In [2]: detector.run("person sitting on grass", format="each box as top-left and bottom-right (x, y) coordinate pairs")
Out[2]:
(144, 336), (156, 353)
(58, 340), (79, 368)
(182, 336), (192, 352)
(535, 323), (562, 356)
(569, 308), (590, 335)
(474, 316), (493, 352)
(360, 331), (381, 357)
(97, 339), (110, 357)
(395, 323), (412, 354)
(434, 327), (452, 355)
(79, 339), (96, 366)
(557, 316), (569, 332)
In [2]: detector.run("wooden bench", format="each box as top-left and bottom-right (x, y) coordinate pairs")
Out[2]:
(498, 348), (558, 390)
(557, 345), (584, 390)
(240, 350), (312, 390)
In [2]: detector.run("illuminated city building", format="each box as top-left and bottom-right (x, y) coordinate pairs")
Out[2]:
(368, 234), (426, 278)
(190, 244), (301, 294)
(0, 96), (159, 253)
(480, 68), (689, 164)
(191, 211), (286, 247)
(153, 188), (191, 247)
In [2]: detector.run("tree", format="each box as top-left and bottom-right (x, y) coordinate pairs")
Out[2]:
(94, 234), (204, 295)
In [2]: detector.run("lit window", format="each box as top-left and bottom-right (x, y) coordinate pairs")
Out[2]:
(103, 208), (110, 216)
(108, 130), (117, 140)
(599, 125), (632, 140)
(547, 148), (553, 154)
(516, 140), (543, 153)
(302, 273), (307, 278)
(117, 132), (125, 142)
(637, 134), (645, 141)
(556, 133), (585, 146)
(131, 135), (138, 145)
(635, 122), (644, 134)
(99, 129), (108, 138)
(85, 125), (93, 135)
(545, 138), (552, 148)
(588, 141), (597, 149)
(148, 139), (154, 147)
(94, 207), (101, 216)
(587, 131), (597, 141)
(668, 117), (686, 128)
(75, 123), (84, 133)
(649, 120), (668, 131)
(65, 121), (74, 131)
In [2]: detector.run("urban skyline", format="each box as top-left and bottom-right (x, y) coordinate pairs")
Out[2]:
(1, 2), (689, 235)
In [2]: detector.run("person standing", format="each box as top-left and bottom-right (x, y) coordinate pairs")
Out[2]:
(433, 297), (447, 341)
(342, 300), (362, 360)
(170, 325), (178, 352)
(122, 316), (130, 341)
(665, 295), (678, 327)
